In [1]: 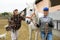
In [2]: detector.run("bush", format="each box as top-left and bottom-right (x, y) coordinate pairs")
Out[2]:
(2, 12), (9, 16)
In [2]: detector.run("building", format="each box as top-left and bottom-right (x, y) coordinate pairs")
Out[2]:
(35, 0), (60, 30)
(49, 11), (60, 30)
(35, 0), (60, 12)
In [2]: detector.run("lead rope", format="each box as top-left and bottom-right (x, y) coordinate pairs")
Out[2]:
(44, 23), (49, 40)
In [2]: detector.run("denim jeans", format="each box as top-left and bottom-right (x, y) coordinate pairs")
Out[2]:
(41, 31), (53, 40)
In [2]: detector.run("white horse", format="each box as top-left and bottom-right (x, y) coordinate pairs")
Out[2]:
(26, 4), (42, 40)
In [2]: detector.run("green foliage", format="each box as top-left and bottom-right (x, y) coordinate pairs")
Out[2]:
(2, 12), (9, 16)
(0, 12), (12, 19)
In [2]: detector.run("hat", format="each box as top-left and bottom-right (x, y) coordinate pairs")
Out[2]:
(43, 7), (49, 11)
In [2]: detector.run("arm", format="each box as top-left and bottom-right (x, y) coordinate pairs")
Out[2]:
(36, 18), (41, 28)
(19, 11), (25, 21)
(38, 18), (41, 27)
(48, 18), (54, 28)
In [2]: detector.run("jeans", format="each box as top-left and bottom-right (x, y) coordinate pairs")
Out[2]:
(41, 31), (53, 40)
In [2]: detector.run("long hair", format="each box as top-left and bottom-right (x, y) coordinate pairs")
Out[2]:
(19, 8), (26, 17)
(35, 0), (42, 4)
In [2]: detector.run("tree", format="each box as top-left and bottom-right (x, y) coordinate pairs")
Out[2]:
(2, 12), (9, 16)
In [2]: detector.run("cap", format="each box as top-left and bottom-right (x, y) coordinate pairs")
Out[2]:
(43, 7), (49, 11)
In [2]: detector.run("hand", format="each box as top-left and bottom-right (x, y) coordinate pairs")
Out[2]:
(46, 23), (48, 25)
(46, 23), (48, 28)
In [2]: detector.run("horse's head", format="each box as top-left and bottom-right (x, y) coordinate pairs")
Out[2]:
(25, 3), (35, 24)
(26, 3), (35, 16)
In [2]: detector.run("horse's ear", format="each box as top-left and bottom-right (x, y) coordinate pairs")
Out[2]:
(26, 3), (30, 7)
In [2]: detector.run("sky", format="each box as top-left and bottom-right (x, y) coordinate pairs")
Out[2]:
(0, 0), (35, 12)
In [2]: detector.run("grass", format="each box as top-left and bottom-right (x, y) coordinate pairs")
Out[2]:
(0, 19), (60, 40)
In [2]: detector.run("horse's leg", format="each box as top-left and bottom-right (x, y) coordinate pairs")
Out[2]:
(35, 30), (38, 40)
(29, 24), (32, 40)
